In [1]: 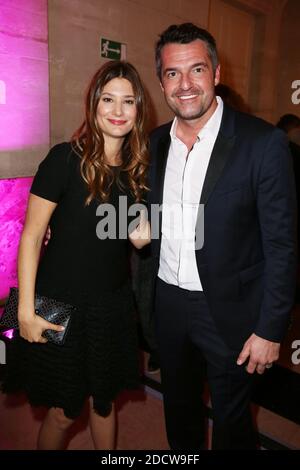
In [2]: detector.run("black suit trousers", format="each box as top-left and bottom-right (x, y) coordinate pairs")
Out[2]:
(154, 278), (257, 450)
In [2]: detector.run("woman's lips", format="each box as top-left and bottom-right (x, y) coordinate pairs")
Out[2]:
(108, 119), (127, 125)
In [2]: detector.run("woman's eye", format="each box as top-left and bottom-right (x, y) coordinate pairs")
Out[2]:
(102, 97), (112, 102)
(125, 99), (135, 105)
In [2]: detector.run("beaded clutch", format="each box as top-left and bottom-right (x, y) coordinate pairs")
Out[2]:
(0, 287), (75, 345)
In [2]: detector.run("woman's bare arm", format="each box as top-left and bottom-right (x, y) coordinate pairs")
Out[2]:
(18, 194), (65, 343)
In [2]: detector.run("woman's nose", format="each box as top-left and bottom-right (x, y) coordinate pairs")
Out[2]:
(113, 101), (123, 116)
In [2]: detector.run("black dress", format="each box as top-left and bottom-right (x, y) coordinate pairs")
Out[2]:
(3, 143), (140, 418)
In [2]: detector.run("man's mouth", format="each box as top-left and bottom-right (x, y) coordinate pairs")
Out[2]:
(176, 94), (199, 101)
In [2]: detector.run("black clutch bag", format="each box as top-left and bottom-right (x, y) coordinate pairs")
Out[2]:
(0, 287), (75, 345)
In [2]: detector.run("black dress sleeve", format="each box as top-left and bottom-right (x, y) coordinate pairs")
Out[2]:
(30, 143), (73, 203)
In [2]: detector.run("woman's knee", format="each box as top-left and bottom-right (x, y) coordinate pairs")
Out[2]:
(48, 407), (74, 431)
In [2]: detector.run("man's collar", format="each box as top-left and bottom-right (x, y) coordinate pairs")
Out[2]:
(170, 96), (224, 142)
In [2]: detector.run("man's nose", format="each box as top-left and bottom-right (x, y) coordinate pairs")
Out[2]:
(179, 73), (193, 90)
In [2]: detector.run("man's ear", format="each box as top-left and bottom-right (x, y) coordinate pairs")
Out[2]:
(160, 81), (164, 92)
(214, 64), (221, 87)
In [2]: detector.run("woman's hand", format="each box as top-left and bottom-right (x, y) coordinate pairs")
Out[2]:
(19, 312), (65, 344)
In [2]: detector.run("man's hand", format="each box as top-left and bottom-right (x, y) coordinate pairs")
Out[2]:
(237, 333), (280, 374)
(129, 209), (151, 249)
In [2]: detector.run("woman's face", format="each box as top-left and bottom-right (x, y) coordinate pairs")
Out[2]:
(96, 77), (137, 141)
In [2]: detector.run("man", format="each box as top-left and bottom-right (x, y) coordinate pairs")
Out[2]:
(148, 23), (297, 450)
(277, 114), (300, 264)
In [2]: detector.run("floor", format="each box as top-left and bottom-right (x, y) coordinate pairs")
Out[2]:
(0, 307), (300, 450)
(0, 375), (169, 450)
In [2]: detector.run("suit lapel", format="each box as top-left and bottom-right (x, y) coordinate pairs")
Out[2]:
(152, 106), (237, 244)
(154, 106), (237, 207)
(149, 128), (171, 244)
(200, 105), (236, 205)
(155, 132), (171, 206)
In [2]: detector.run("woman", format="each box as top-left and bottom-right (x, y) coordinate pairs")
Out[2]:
(3, 61), (150, 450)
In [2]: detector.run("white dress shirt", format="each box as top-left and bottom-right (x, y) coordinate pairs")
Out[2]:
(158, 96), (224, 290)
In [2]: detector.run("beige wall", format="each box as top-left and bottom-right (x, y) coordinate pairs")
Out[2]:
(276, 0), (300, 123)
(48, 0), (210, 145)
(2, 0), (299, 177)
(208, 0), (288, 123)
(49, 0), (296, 149)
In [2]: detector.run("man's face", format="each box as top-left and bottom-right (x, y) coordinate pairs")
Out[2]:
(160, 40), (220, 121)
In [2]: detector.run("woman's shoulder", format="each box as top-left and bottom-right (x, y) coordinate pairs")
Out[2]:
(31, 143), (81, 202)
(42, 142), (81, 173)
(48, 142), (80, 161)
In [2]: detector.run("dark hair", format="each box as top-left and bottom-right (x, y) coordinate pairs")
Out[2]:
(277, 114), (300, 133)
(215, 83), (250, 113)
(155, 23), (219, 79)
(72, 60), (149, 204)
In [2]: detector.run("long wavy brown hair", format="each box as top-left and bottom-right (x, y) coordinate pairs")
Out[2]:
(72, 61), (149, 204)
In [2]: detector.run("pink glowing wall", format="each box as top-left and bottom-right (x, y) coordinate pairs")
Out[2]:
(0, 178), (33, 300)
(0, 1), (48, 305)
(0, 0), (49, 150)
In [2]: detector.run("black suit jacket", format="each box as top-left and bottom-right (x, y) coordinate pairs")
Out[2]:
(148, 104), (297, 349)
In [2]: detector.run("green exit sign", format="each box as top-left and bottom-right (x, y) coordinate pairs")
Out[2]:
(100, 38), (126, 60)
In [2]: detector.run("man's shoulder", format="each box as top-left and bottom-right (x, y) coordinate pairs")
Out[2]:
(150, 121), (173, 143)
(231, 107), (282, 139)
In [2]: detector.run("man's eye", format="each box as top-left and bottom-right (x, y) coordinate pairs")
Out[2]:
(193, 67), (203, 73)
(167, 71), (177, 79)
